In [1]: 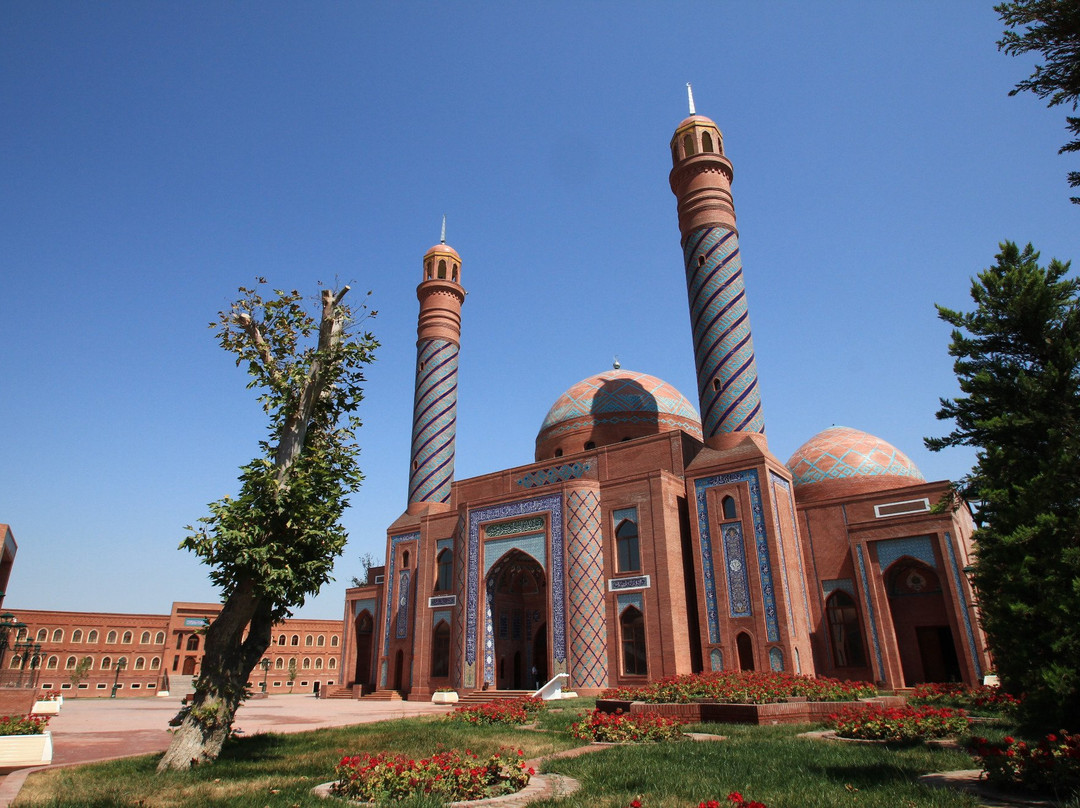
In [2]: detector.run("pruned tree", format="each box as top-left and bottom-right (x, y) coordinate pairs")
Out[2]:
(927, 241), (1080, 732)
(997, 0), (1080, 203)
(349, 551), (376, 588)
(157, 280), (377, 771)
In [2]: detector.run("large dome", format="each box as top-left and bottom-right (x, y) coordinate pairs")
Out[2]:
(535, 369), (702, 461)
(786, 426), (925, 501)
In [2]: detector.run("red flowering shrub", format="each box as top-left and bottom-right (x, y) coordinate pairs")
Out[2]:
(0, 714), (49, 735)
(969, 731), (1080, 798)
(602, 671), (875, 704)
(623, 795), (768, 808)
(829, 704), (970, 743)
(909, 682), (1019, 714)
(572, 709), (685, 742)
(332, 746), (532, 802)
(443, 696), (545, 726)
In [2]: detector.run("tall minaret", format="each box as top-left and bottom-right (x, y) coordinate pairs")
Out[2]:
(407, 220), (465, 513)
(669, 85), (765, 446)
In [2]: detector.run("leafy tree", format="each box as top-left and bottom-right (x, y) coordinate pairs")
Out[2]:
(287, 658), (298, 693)
(157, 281), (377, 771)
(927, 241), (1080, 731)
(68, 656), (92, 693)
(350, 551), (376, 588)
(996, 0), (1080, 203)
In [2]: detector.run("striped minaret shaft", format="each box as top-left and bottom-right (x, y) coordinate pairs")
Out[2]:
(669, 110), (765, 440)
(407, 240), (465, 512)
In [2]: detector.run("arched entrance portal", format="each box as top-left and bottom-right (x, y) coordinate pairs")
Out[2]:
(353, 610), (374, 692)
(488, 551), (547, 690)
(886, 559), (962, 685)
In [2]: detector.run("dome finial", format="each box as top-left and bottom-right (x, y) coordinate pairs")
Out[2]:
(613, 355), (621, 370)
(686, 82), (696, 115)
(440, 214), (446, 245)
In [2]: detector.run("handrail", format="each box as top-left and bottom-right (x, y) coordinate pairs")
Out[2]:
(531, 672), (570, 701)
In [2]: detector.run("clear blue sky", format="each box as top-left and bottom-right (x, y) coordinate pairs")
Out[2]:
(2, 3), (1077, 619)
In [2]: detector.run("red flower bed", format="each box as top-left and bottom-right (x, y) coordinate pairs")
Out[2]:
(443, 696), (545, 726)
(829, 704), (970, 743)
(969, 731), (1080, 798)
(331, 746), (532, 802)
(624, 794), (768, 808)
(908, 682), (1020, 714)
(572, 708), (685, 742)
(0, 714), (49, 736)
(602, 671), (875, 704)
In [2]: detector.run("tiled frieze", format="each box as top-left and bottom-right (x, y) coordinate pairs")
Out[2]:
(516, 462), (592, 489)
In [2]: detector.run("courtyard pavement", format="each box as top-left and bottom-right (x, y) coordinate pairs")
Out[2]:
(0, 694), (452, 807)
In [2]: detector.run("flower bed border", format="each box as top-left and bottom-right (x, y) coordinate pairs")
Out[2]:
(313, 772), (580, 807)
(595, 696), (906, 726)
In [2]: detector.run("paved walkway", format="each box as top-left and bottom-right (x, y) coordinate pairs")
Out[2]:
(0, 694), (452, 807)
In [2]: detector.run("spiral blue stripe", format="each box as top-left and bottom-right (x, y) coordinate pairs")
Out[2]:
(408, 338), (459, 505)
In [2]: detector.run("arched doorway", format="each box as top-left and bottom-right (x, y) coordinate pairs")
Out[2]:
(393, 649), (405, 691)
(488, 551), (547, 690)
(736, 632), (755, 671)
(885, 559), (962, 684)
(353, 610), (374, 692)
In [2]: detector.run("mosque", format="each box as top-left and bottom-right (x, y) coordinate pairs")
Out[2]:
(339, 102), (992, 700)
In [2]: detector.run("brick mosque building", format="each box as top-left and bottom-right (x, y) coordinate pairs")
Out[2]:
(340, 102), (992, 700)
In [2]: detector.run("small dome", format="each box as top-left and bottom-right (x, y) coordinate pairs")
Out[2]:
(424, 243), (460, 260)
(786, 426), (925, 501)
(535, 370), (702, 461)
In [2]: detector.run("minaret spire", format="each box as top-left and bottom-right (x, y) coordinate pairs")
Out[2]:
(686, 82), (696, 115)
(440, 215), (446, 245)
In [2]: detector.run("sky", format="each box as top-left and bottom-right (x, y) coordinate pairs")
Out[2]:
(2, 2), (1077, 620)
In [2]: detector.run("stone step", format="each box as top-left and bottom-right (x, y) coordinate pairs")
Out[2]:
(362, 689), (405, 701)
(456, 689), (534, 704)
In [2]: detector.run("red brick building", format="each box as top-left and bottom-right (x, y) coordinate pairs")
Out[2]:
(339, 105), (991, 700)
(7, 602), (342, 698)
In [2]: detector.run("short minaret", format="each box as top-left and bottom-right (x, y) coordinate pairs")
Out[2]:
(407, 221), (465, 513)
(669, 86), (765, 445)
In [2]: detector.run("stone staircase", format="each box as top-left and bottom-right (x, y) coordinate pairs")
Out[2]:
(362, 689), (406, 701)
(456, 689), (533, 705)
(321, 684), (360, 700)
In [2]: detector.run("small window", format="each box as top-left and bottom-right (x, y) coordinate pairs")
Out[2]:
(81, 656), (92, 670)
(431, 620), (451, 677)
(554, 448), (563, 457)
(35, 629), (47, 642)
(122, 631), (133, 644)
(584, 441), (596, 450)
(620, 606), (647, 676)
(65, 656), (77, 670)
(425, 259), (433, 279)
(402, 550), (410, 569)
(302, 657), (311, 669)
(291, 634), (299, 646)
(438, 259), (447, 279)
(722, 496), (737, 520)
(315, 657), (323, 669)
(96, 683), (107, 689)
(435, 548), (453, 591)
(329, 657), (337, 669)
(134, 657), (146, 670)
(683, 133), (695, 157)
(305, 635), (314, 647)
(46, 656), (58, 670)
(150, 658), (160, 670)
(452, 264), (459, 282)
(72, 630), (83, 643)
(86, 630), (98, 643)
(616, 519), (641, 572)
(130, 683), (141, 689)
(140, 631), (151, 644)
(186, 635), (199, 651)
(275, 657), (284, 669)
(101, 657), (112, 671)
(330, 635), (339, 647)
(106, 631), (117, 644)
(277, 635), (286, 646)
(52, 629), (64, 643)
(155, 631), (165, 644)
(702, 131), (714, 152)
(316, 634), (325, 647)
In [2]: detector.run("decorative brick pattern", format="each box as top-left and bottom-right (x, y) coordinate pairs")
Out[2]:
(566, 489), (607, 691)
(516, 462), (592, 489)
(787, 426), (925, 490)
(770, 472), (813, 633)
(539, 371), (701, 435)
(683, 226), (764, 436)
(944, 531), (982, 679)
(408, 339), (459, 506)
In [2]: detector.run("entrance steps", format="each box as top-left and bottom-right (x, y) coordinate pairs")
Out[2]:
(362, 689), (406, 701)
(456, 689), (533, 705)
(322, 685), (360, 700)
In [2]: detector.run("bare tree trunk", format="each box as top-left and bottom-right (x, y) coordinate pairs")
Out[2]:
(157, 579), (274, 771)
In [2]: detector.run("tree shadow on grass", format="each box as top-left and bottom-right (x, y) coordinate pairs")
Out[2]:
(814, 762), (919, 791)
(218, 731), (289, 764)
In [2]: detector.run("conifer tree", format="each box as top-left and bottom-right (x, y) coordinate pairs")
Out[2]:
(927, 241), (1080, 731)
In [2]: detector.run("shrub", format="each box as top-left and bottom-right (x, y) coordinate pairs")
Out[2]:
(909, 682), (1019, 714)
(572, 709), (685, 743)
(602, 670), (875, 704)
(332, 746), (532, 802)
(829, 704), (970, 743)
(624, 795), (768, 808)
(0, 715), (49, 736)
(443, 696), (545, 726)
(969, 731), (1080, 798)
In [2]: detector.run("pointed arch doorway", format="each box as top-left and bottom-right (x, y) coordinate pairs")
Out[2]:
(885, 559), (962, 684)
(488, 550), (547, 690)
(353, 610), (375, 692)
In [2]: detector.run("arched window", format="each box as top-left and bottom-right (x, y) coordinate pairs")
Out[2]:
(52, 629), (64, 643)
(134, 657), (146, 670)
(64, 656), (76, 670)
(35, 629), (47, 642)
(72, 630), (83, 643)
(329, 657), (337, 669)
(826, 591), (866, 667)
(452, 263), (459, 282)
(9, 656), (21, 669)
(302, 657), (311, 669)
(615, 519), (641, 572)
(16, 628), (27, 641)
(584, 441), (596, 450)
(683, 133), (695, 157)
(722, 495), (737, 520)
(154, 631), (165, 644)
(186, 635), (199, 651)
(702, 131), (714, 152)
(431, 620), (451, 677)
(122, 631), (133, 644)
(101, 657), (112, 670)
(46, 656), (58, 670)
(316, 635), (325, 647)
(330, 635), (339, 647)
(554, 448), (563, 457)
(86, 630), (98, 643)
(277, 635), (286, 646)
(314, 657), (323, 669)
(435, 549), (453, 591)
(402, 550), (410, 569)
(620, 606), (647, 676)
(291, 635), (299, 646)
(437, 259), (447, 279)
(140, 631), (151, 644)
(425, 259), (433, 280)
(106, 631), (117, 644)
(150, 658), (160, 670)
(275, 657), (284, 669)
(305, 635), (314, 647)
(736, 632), (755, 671)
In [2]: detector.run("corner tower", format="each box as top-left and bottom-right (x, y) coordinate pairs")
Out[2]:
(669, 90), (765, 447)
(407, 227), (465, 513)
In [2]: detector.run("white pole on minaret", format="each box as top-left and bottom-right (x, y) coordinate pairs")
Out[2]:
(440, 214), (446, 244)
(686, 82), (696, 115)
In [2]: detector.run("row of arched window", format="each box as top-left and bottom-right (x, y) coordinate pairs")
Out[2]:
(28, 628), (166, 645)
(267, 655), (337, 670)
(273, 634), (338, 647)
(11, 654), (161, 671)
(672, 128), (721, 162)
(424, 257), (460, 283)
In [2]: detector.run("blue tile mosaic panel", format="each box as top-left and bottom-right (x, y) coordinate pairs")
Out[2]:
(616, 592), (643, 614)
(395, 570), (411, 640)
(944, 531), (982, 679)
(769, 647), (784, 671)
(483, 533), (546, 576)
(855, 545), (884, 680)
(710, 648), (724, 671)
(353, 598), (377, 618)
(722, 524), (752, 617)
(822, 579), (856, 598)
(875, 535), (936, 572)
(517, 462), (592, 489)
(381, 532), (418, 687)
(432, 609), (451, 626)
(566, 489), (607, 691)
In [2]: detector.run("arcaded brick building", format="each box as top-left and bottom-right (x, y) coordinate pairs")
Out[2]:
(340, 103), (992, 700)
(8, 602), (342, 698)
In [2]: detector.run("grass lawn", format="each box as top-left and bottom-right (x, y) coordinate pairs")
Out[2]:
(14, 698), (990, 808)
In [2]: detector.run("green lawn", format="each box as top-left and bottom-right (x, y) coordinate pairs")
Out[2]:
(15, 700), (991, 808)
